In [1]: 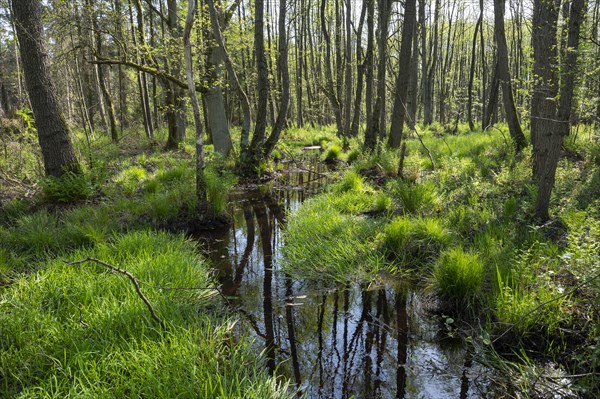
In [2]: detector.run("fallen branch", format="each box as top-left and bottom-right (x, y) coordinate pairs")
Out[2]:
(66, 257), (165, 330)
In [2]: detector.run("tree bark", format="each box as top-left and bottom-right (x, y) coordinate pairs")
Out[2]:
(494, 0), (527, 152)
(364, 0), (376, 149)
(243, 0), (269, 170)
(467, 0), (483, 132)
(531, 0), (561, 221)
(320, 0), (343, 136)
(205, 0), (251, 152)
(11, 0), (81, 177)
(388, 0), (417, 148)
(183, 0), (209, 212)
(264, 0), (290, 157)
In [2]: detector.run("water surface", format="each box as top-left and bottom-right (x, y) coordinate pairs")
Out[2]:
(197, 170), (491, 398)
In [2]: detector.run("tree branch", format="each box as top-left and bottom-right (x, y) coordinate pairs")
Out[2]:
(142, 0), (169, 25)
(88, 56), (206, 93)
(66, 257), (165, 330)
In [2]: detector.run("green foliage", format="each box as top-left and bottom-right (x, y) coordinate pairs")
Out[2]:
(0, 231), (291, 398)
(324, 144), (342, 162)
(354, 145), (399, 176)
(346, 148), (361, 164)
(334, 170), (364, 193)
(373, 192), (392, 212)
(382, 216), (453, 269)
(205, 167), (237, 215)
(283, 197), (384, 283)
(387, 179), (439, 214)
(432, 247), (484, 303)
(40, 171), (95, 203)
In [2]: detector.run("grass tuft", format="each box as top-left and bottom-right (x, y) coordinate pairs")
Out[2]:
(432, 247), (484, 303)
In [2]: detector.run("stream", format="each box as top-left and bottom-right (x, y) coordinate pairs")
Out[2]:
(196, 167), (492, 398)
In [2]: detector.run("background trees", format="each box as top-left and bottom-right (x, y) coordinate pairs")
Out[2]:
(1, 0), (599, 219)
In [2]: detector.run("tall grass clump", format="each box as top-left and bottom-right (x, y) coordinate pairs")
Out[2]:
(334, 170), (364, 193)
(0, 231), (292, 398)
(325, 144), (342, 162)
(432, 247), (484, 304)
(382, 216), (453, 269)
(387, 179), (439, 214)
(205, 167), (237, 215)
(283, 190), (385, 283)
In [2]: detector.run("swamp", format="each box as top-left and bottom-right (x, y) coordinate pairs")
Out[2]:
(1, 0), (600, 398)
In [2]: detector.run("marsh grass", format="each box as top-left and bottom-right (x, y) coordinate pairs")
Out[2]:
(324, 144), (342, 162)
(432, 247), (485, 304)
(387, 179), (439, 214)
(382, 216), (453, 269)
(0, 231), (291, 398)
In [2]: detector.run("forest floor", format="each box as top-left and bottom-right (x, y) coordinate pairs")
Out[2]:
(0, 123), (599, 397)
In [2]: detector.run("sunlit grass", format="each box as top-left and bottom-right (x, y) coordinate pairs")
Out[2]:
(0, 231), (292, 398)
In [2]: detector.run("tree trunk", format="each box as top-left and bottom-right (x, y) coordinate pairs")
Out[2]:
(183, 0), (209, 214)
(494, 0), (527, 152)
(92, 6), (119, 143)
(371, 0), (392, 140)
(388, 0), (417, 148)
(531, 0), (561, 221)
(467, 1), (483, 132)
(205, 0), (251, 153)
(483, 59), (500, 130)
(363, 0), (376, 149)
(244, 0), (269, 169)
(557, 0), (585, 137)
(423, 0), (440, 125)
(320, 0), (343, 136)
(12, 0), (81, 177)
(264, 0), (290, 157)
(350, 0), (367, 138)
(165, 0), (187, 150)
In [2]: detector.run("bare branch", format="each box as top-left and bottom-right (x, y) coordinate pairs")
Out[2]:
(66, 257), (166, 330)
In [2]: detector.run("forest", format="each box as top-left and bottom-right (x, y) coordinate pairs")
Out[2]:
(0, 0), (599, 397)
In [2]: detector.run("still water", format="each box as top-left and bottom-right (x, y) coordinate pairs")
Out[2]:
(197, 168), (491, 398)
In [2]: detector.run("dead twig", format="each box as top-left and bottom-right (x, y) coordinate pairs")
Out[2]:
(66, 257), (166, 330)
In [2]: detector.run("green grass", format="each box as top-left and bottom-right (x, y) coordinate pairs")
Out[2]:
(0, 231), (292, 398)
(382, 216), (453, 269)
(324, 144), (342, 162)
(432, 247), (485, 304)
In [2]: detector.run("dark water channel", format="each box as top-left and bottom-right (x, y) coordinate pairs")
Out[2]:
(196, 168), (491, 398)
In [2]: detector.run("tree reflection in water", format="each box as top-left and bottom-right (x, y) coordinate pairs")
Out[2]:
(196, 179), (490, 399)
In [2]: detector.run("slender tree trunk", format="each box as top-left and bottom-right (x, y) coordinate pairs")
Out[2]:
(92, 6), (119, 143)
(343, 0), (353, 136)
(205, 0), (251, 153)
(12, 0), (81, 177)
(557, 0), (585, 137)
(483, 59), (500, 130)
(244, 0), (269, 169)
(467, 1), (483, 132)
(264, 0), (290, 157)
(494, 0), (527, 151)
(165, 0), (187, 150)
(389, 0), (417, 148)
(350, 0), (367, 138)
(183, 0), (208, 212)
(423, 0), (440, 125)
(371, 0), (392, 139)
(364, 0), (376, 149)
(320, 0), (343, 136)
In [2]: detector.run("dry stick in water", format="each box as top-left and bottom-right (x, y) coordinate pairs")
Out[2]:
(66, 257), (166, 330)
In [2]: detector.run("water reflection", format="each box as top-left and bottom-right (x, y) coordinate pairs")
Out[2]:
(196, 175), (490, 398)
